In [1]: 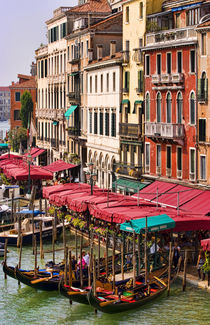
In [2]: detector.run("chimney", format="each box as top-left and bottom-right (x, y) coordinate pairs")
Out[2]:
(97, 45), (103, 61)
(110, 41), (116, 58)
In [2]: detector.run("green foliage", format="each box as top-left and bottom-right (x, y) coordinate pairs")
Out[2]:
(20, 91), (33, 129)
(0, 173), (11, 185)
(8, 127), (27, 152)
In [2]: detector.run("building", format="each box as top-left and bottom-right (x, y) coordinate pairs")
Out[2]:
(85, 49), (122, 189)
(143, 0), (209, 184)
(116, 0), (163, 194)
(196, 15), (210, 184)
(0, 87), (10, 122)
(9, 74), (36, 130)
(65, 9), (122, 181)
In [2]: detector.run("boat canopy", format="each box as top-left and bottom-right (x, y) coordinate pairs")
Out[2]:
(16, 210), (45, 216)
(120, 214), (175, 234)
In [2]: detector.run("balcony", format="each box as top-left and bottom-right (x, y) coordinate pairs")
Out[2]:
(57, 109), (65, 120)
(115, 162), (142, 179)
(51, 139), (59, 150)
(146, 27), (197, 47)
(122, 50), (130, 64)
(69, 57), (80, 64)
(152, 73), (184, 85)
(68, 92), (80, 101)
(119, 123), (142, 138)
(67, 127), (81, 137)
(145, 122), (185, 141)
(133, 48), (143, 64)
(122, 88), (129, 94)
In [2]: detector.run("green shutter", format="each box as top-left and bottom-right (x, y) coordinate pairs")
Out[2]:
(140, 71), (143, 92)
(138, 71), (140, 90)
(111, 113), (116, 137)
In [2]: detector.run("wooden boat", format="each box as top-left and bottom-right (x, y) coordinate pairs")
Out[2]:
(87, 266), (176, 314)
(0, 215), (62, 246)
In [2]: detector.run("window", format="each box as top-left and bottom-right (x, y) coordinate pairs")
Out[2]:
(45, 59), (47, 77)
(190, 92), (195, 124)
(38, 61), (40, 79)
(177, 147), (182, 171)
(201, 33), (206, 55)
(94, 111), (98, 134)
(145, 93), (150, 122)
(124, 71), (129, 90)
(139, 38), (143, 48)
(90, 76), (92, 93)
(14, 109), (21, 120)
(156, 92), (161, 123)
(106, 73), (109, 92)
(105, 112), (109, 136)
(199, 119), (206, 142)
(100, 112), (103, 135)
(113, 72), (116, 92)
(167, 146), (171, 169)
(156, 144), (161, 168)
(15, 92), (20, 102)
(200, 156), (206, 180)
(177, 92), (182, 124)
(125, 6), (129, 23)
(177, 51), (182, 73)
(167, 53), (171, 74)
(81, 42), (83, 58)
(145, 143), (150, 167)
(190, 148), (195, 176)
(139, 2), (143, 19)
(125, 40), (130, 51)
(166, 92), (172, 123)
(187, 8), (200, 26)
(71, 45), (74, 60)
(138, 71), (143, 92)
(89, 111), (92, 133)
(111, 112), (116, 137)
(86, 40), (89, 57)
(198, 72), (208, 102)
(60, 23), (66, 38)
(145, 55), (150, 76)
(190, 50), (195, 73)
(95, 75), (97, 93)
(80, 73), (83, 94)
(157, 54), (161, 75)
(100, 74), (103, 93)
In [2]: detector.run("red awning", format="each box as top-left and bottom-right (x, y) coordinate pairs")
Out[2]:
(0, 153), (22, 160)
(201, 238), (210, 251)
(132, 180), (178, 202)
(43, 160), (76, 173)
(23, 147), (46, 159)
(180, 191), (210, 215)
(43, 183), (83, 199)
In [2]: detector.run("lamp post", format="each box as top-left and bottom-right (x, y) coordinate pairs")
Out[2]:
(85, 162), (97, 195)
(27, 152), (32, 195)
(8, 143), (11, 159)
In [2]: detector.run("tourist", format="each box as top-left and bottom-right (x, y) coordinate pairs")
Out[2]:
(72, 255), (77, 271)
(197, 249), (205, 280)
(83, 252), (90, 267)
(76, 255), (86, 279)
(173, 242), (180, 268)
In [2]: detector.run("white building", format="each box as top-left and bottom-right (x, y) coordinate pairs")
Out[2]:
(0, 87), (10, 122)
(85, 49), (122, 189)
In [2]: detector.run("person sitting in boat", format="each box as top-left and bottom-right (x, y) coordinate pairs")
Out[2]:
(76, 255), (86, 279)
(83, 251), (90, 267)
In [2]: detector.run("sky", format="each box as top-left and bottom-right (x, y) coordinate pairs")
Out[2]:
(0, 0), (77, 86)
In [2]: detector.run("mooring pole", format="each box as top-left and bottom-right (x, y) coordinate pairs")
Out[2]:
(167, 242), (172, 296)
(40, 220), (44, 260)
(4, 238), (8, 280)
(182, 250), (188, 291)
(144, 216), (148, 285)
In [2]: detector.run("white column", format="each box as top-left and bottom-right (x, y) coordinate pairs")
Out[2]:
(52, 84), (55, 109)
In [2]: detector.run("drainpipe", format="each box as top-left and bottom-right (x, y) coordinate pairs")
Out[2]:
(195, 43), (199, 183)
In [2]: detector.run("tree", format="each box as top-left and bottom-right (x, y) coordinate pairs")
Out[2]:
(8, 127), (27, 152)
(20, 91), (33, 129)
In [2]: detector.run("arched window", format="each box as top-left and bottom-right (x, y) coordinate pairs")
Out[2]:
(190, 91), (195, 124)
(166, 92), (172, 123)
(177, 92), (182, 124)
(145, 92), (150, 122)
(156, 92), (161, 123)
(198, 71), (208, 102)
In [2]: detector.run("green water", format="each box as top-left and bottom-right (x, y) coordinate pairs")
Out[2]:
(0, 232), (209, 325)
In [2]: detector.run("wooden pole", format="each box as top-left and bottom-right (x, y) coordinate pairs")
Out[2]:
(4, 238), (8, 280)
(32, 206), (35, 255)
(182, 250), (188, 291)
(80, 234), (83, 288)
(75, 230), (78, 260)
(45, 199), (48, 216)
(112, 234), (115, 290)
(39, 197), (42, 212)
(126, 237), (129, 254)
(63, 218), (66, 259)
(11, 191), (14, 223)
(167, 242), (172, 296)
(144, 216), (148, 285)
(93, 254), (96, 296)
(69, 249), (72, 287)
(18, 234), (23, 285)
(64, 246), (68, 285)
(97, 235), (100, 277)
(88, 233), (93, 287)
(105, 232), (108, 278)
(52, 219), (55, 264)
(137, 234), (141, 275)
(54, 210), (57, 241)
(34, 236), (37, 276)
(17, 215), (21, 248)
(133, 231), (136, 288)
(121, 243), (124, 281)
(39, 220), (44, 260)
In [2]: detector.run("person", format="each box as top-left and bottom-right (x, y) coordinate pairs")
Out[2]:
(76, 255), (86, 280)
(173, 242), (180, 268)
(197, 249), (205, 280)
(150, 241), (160, 254)
(72, 255), (77, 271)
(83, 252), (90, 267)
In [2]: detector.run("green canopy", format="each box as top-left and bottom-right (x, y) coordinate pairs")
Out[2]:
(70, 72), (79, 76)
(120, 214), (175, 234)
(64, 105), (78, 119)
(114, 178), (147, 193)
(121, 99), (130, 113)
(133, 100), (143, 113)
(0, 143), (8, 148)
(52, 121), (58, 126)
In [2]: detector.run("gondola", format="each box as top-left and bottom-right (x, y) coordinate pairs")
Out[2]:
(87, 266), (176, 314)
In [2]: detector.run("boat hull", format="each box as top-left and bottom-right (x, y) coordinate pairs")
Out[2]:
(60, 283), (89, 305)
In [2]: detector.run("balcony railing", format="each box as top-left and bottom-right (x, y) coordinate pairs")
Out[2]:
(115, 162), (142, 178)
(122, 50), (130, 64)
(68, 92), (80, 100)
(119, 123), (142, 138)
(145, 122), (184, 139)
(152, 73), (184, 84)
(69, 57), (80, 64)
(67, 127), (81, 137)
(133, 48), (143, 64)
(51, 139), (59, 150)
(146, 27), (197, 46)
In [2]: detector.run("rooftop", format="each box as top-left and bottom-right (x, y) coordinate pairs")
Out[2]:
(69, 0), (111, 13)
(10, 75), (36, 89)
(0, 87), (10, 92)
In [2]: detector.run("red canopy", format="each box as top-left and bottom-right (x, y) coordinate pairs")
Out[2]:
(43, 160), (76, 173)
(23, 147), (46, 159)
(201, 238), (210, 251)
(0, 153), (22, 160)
(43, 183), (85, 199)
(11, 166), (53, 180)
(180, 191), (210, 215)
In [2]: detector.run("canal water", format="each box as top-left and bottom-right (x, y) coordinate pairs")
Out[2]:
(0, 231), (209, 325)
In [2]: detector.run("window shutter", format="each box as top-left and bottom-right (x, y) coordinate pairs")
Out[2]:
(105, 112), (109, 136)
(100, 112), (103, 135)
(111, 113), (116, 137)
